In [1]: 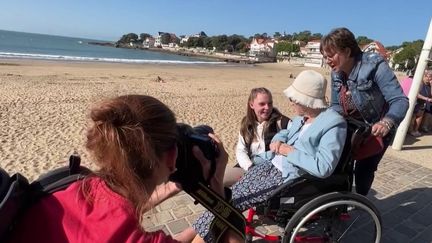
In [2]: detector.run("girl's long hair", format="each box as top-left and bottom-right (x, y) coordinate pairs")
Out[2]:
(240, 88), (283, 156)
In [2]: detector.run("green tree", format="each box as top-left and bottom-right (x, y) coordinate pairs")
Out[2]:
(274, 32), (282, 38)
(204, 38), (213, 49)
(356, 36), (373, 45)
(275, 41), (300, 56)
(236, 41), (249, 53)
(117, 33), (139, 44)
(293, 31), (311, 42)
(139, 33), (152, 41)
(386, 45), (400, 51)
(393, 40), (423, 70)
(312, 33), (322, 40)
(161, 33), (171, 44)
(212, 35), (228, 51)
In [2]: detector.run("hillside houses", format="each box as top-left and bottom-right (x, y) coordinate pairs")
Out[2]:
(249, 37), (276, 61)
(154, 32), (179, 48)
(143, 37), (155, 48)
(304, 40), (323, 67)
(361, 41), (389, 60)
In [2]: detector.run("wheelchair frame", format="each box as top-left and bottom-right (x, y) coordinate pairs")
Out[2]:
(243, 118), (383, 243)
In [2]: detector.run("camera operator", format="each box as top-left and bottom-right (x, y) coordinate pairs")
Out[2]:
(8, 95), (241, 243)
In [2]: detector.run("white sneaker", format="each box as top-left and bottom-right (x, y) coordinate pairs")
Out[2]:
(410, 131), (422, 137)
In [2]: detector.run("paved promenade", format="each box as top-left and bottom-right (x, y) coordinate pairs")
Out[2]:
(144, 154), (432, 243)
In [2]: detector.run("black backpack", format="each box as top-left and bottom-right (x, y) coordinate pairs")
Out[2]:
(0, 153), (91, 241)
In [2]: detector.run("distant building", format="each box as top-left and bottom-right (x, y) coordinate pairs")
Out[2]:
(249, 38), (276, 58)
(180, 31), (207, 45)
(304, 40), (323, 67)
(143, 37), (155, 48)
(155, 32), (178, 48)
(293, 40), (306, 47)
(361, 41), (389, 60)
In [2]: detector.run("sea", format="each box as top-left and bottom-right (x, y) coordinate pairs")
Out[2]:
(0, 29), (224, 64)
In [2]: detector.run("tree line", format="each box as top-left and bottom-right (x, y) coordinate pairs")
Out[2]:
(116, 31), (427, 70)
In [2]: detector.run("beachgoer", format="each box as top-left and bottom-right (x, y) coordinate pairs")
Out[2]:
(186, 70), (347, 243)
(409, 71), (432, 136)
(8, 95), (240, 243)
(400, 69), (415, 96)
(223, 87), (290, 186)
(419, 71), (432, 133)
(320, 27), (409, 195)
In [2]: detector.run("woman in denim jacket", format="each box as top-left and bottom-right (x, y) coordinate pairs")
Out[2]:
(320, 27), (409, 195)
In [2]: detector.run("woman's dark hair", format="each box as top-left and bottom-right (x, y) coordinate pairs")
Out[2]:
(320, 27), (362, 57)
(85, 95), (177, 224)
(240, 87), (283, 156)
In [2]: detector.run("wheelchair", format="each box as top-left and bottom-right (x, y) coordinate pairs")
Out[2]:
(244, 118), (382, 243)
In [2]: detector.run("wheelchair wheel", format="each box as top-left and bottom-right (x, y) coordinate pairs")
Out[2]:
(282, 192), (381, 243)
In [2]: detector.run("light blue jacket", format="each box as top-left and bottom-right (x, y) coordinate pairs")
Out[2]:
(251, 108), (347, 182)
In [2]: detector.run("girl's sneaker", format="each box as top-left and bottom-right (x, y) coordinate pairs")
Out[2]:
(410, 131), (422, 137)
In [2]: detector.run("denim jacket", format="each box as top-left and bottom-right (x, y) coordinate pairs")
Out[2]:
(331, 53), (409, 127)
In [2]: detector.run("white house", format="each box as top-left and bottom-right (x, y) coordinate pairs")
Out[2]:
(154, 32), (178, 48)
(180, 32), (207, 45)
(143, 37), (155, 48)
(361, 41), (389, 60)
(249, 38), (275, 57)
(304, 40), (323, 67)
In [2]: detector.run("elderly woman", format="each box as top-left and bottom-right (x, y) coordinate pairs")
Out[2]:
(320, 27), (409, 195)
(176, 70), (347, 243)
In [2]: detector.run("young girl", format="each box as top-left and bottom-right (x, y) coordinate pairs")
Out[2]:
(223, 87), (289, 186)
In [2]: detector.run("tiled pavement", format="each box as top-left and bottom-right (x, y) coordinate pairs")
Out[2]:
(144, 155), (432, 243)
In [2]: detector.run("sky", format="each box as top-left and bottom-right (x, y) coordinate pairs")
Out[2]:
(0, 0), (431, 46)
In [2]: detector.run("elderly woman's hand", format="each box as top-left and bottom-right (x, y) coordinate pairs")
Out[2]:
(277, 144), (295, 156)
(270, 141), (282, 153)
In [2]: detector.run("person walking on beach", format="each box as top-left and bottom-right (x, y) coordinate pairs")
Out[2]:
(320, 27), (409, 196)
(223, 87), (290, 186)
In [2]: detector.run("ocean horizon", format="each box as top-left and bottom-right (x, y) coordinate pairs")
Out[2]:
(0, 29), (225, 64)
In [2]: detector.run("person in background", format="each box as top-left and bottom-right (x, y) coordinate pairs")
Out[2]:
(223, 87), (290, 186)
(180, 70), (347, 243)
(419, 71), (432, 133)
(320, 27), (409, 196)
(409, 71), (432, 136)
(8, 95), (240, 243)
(400, 69), (415, 96)
(400, 70), (432, 136)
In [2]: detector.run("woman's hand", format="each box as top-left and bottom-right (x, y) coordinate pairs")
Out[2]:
(270, 141), (282, 153)
(192, 133), (228, 198)
(277, 144), (295, 156)
(371, 122), (390, 137)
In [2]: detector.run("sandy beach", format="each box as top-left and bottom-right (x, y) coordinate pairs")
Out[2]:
(0, 59), (430, 181)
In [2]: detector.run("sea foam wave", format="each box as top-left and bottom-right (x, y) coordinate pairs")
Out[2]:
(0, 52), (226, 64)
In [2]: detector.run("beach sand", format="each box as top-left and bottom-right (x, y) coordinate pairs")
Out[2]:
(0, 59), (430, 181)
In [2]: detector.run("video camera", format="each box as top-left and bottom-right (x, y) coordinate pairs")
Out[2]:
(169, 123), (219, 191)
(169, 123), (247, 240)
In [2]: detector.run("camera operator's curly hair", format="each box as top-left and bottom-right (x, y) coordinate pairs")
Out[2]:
(85, 94), (177, 224)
